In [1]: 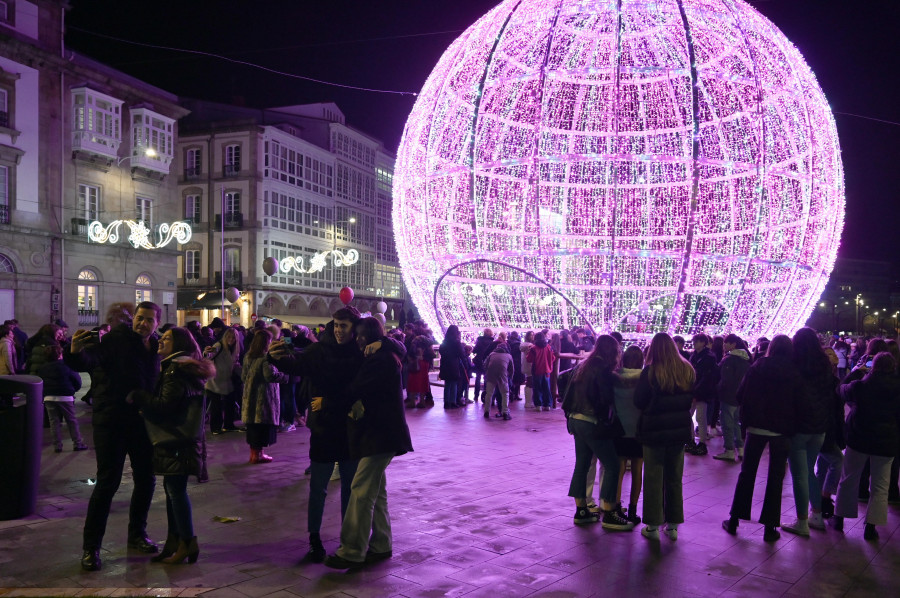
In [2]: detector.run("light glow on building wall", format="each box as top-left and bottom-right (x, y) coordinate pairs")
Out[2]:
(393, 0), (844, 341)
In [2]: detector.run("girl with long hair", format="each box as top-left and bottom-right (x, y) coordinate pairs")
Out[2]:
(564, 335), (633, 530)
(634, 333), (695, 540)
(129, 326), (214, 564)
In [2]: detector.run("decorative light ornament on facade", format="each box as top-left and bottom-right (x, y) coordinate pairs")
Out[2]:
(393, 0), (845, 342)
(280, 248), (360, 275)
(88, 220), (192, 249)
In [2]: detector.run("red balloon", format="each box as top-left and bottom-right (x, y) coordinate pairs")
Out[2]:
(339, 286), (354, 305)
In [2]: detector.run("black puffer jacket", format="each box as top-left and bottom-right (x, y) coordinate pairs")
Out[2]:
(690, 347), (719, 403)
(37, 359), (82, 397)
(345, 341), (413, 459)
(795, 366), (839, 435)
(65, 324), (160, 426)
(565, 362), (617, 436)
(131, 354), (214, 477)
(736, 355), (803, 436)
(633, 369), (694, 446)
(840, 373), (900, 457)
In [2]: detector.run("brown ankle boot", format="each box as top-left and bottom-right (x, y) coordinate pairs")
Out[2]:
(150, 533), (178, 563)
(248, 447), (260, 464)
(161, 536), (199, 564)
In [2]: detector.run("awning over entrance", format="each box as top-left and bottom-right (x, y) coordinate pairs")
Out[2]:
(177, 290), (232, 310)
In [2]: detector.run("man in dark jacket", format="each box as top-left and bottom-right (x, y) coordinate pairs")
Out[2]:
(686, 334), (719, 456)
(471, 328), (494, 402)
(714, 334), (751, 461)
(324, 317), (413, 569)
(66, 301), (162, 571)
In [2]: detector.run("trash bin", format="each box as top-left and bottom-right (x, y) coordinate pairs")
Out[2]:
(0, 375), (43, 520)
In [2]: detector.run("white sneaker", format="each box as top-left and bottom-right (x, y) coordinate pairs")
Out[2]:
(641, 526), (660, 540)
(664, 525), (678, 541)
(782, 519), (810, 536)
(737, 447), (744, 459)
(713, 450), (735, 461)
(808, 512), (825, 530)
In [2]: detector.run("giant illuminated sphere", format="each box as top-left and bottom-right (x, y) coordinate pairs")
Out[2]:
(393, 0), (844, 342)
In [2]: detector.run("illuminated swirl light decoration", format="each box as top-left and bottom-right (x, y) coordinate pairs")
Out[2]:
(88, 220), (192, 249)
(393, 0), (845, 342)
(280, 249), (360, 275)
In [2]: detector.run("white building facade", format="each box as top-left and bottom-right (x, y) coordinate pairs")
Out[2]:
(175, 101), (406, 328)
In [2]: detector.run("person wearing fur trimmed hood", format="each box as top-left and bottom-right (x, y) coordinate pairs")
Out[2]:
(128, 327), (214, 565)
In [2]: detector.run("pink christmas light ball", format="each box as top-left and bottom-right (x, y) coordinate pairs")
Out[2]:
(393, 0), (844, 342)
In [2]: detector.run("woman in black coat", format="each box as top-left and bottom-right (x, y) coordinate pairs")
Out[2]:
(438, 325), (468, 409)
(129, 327), (213, 564)
(833, 352), (900, 540)
(324, 317), (413, 569)
(724, 335), (804, 542)
(634, 333), (695, 541)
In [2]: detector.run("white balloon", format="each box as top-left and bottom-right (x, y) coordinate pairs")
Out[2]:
(376, 301), (387, 314)
(225, 287), (241, 303)
(374, 313), (386, 325)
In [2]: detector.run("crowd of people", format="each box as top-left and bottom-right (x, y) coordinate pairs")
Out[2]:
(3, 308), (900, 571)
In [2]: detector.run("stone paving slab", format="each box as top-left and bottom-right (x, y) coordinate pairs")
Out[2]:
(2, 385), (900, 597)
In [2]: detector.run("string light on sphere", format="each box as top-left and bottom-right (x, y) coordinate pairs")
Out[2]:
(393, 0), (844, 342)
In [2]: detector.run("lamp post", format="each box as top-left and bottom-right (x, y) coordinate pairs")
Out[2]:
(855, 294), (863, 336)
(332, 216), (356, 291)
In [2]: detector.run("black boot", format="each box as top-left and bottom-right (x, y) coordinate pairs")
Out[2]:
(81, 549), (102, 571)
(305, 533), (325, 563)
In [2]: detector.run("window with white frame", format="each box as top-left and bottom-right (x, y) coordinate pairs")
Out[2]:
(224, 191), (240, 216)
(0, 165), (7, 210)
(184, 249), (200, 280)
(185, 194), (201, 223)
(77, 269), (98, 313)
(135, 196), (152, 226)
(224, 144), (240, 175)
(78, 184), (99, 221)
(0, 2), (9, 23)
(185, 148), (201, 178)
(0, 252), (14, 273)
(131, 108), (174, 165)
(224, 247), (240, 274)
(72, 88), (122, 155)
(135, 274), (152, 304)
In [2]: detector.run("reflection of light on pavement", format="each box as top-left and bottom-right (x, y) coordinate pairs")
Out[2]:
(82, 479), (96, 485)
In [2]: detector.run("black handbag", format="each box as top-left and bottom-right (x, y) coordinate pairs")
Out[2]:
(143, 394), (205, 448)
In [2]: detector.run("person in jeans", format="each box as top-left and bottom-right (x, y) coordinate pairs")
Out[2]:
(128, 327), (213, 564)
(686, 334), (718, 456)
(783, 327), (838, 535)
(37, 343), (88, 452)
(563, 335), (633, 531)
(324, 317), (413, 569)
(203, 327), (242, 434)
(527, 332), (556, 411)
(715, 334), (751, 461)
(723, 335), (803, 542)
(471, 328), (494, 402)
(634, 333), (695, 541)
(833, 352), (900, 541)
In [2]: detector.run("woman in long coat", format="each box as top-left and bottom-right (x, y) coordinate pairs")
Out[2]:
(241, 329), (288, 463)
(129, 326), (214, 564)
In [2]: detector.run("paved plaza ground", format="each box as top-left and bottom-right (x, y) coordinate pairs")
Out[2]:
(1, 379), (899, 598)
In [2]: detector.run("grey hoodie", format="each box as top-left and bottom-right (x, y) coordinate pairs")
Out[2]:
(717, 348), (751, 406)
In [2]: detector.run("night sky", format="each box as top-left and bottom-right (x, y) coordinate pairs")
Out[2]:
(64, 0), (900, 265)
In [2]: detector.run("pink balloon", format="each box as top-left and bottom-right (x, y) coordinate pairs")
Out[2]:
(339, 286), (354, 305)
